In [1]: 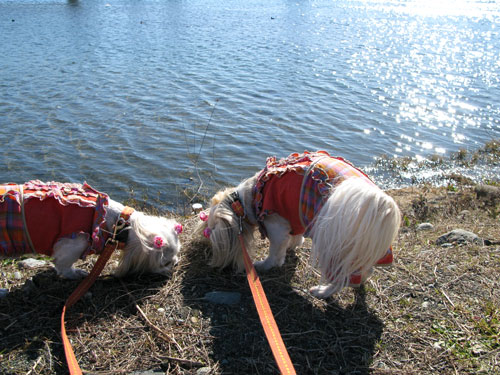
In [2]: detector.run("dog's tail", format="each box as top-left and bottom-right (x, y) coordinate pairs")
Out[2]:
(310, 177), (401, 293)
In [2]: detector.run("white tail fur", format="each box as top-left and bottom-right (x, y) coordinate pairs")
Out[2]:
(310, 177), (401, 293)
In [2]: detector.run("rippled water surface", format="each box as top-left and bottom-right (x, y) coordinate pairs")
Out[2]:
(1, 0), (499, 210)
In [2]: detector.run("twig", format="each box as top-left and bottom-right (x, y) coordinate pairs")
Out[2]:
(194, 99), (219, 165)
(119, 280), (183, 354)
(154, 354), (205, 368)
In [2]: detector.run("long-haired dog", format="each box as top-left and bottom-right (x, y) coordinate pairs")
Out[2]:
(0, 180), (182, 279)
(196, 151), (401, 299)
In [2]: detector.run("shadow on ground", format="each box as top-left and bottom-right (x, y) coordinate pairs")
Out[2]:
(180, 241), (384, 375)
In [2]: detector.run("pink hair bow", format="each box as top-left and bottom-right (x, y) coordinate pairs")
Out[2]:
(153, 236), (164, 249)
(203, 227), (212, 239)
(174, 223), (183, 235)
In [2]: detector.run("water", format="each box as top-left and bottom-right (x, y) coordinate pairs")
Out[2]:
(1, 0), (499, 211)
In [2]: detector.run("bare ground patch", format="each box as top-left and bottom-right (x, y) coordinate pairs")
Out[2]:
(1, 184), (499, 374)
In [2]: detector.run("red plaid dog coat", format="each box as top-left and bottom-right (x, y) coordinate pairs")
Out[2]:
(252, 151), (392, 277)
(0, 180), (109, 257)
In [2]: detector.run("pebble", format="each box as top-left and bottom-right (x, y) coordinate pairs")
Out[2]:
(197, 367), (212, 375)
(18, 258), (48, 269)
(0, 288), (8, 299)
(192, 203), (203, 213)
(13, 271), (22, 280)
(157, 307), (165, 314)
(421, 301), (430, 309)
(417, 222), (434, 231)
(204, 291), (241, 305)
(433, 341), (443, 350)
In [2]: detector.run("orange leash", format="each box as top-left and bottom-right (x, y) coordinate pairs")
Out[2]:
(239, 235), (297, 375)
(61, 243), (116, 375)
(61, 206), (134, 375)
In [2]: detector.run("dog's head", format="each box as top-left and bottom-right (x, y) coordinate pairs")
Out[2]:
(114, 213), (182, 277)
(195, 187), (253, 272)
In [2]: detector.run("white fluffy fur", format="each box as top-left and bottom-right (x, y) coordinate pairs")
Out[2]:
(5, 197), (181, 280)
(197, 175), (401, 299)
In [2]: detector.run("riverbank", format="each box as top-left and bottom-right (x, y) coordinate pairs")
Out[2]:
(1, 156), (499, 374)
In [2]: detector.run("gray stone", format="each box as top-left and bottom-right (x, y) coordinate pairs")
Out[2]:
(18, 258), (48, 269)
(204, 291), (241, 305)
(197, 367), (212, 375)
(475, 184), (500, 202)
(417, 222), (434, 231)
(436, 229), (483, 246)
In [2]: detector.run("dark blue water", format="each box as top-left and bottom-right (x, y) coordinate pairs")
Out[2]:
(1, 0), (499, 210)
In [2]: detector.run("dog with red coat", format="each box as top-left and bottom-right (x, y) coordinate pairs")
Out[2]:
(0, 180), (182, 279)
(196, 151), (400, 299)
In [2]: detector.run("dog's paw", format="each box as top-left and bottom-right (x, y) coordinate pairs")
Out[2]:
(254, 259), (277, 272)
(309, 284), (337, 299)
(58, 268), (88, 280)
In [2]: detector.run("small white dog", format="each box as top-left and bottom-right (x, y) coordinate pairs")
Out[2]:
(0, 180), (182, 279)
(197, 151), (401, 299)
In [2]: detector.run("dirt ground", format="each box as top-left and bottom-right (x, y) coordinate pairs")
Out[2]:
(1, 183), (499, 375)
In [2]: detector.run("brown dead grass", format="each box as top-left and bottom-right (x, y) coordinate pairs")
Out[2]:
(1, 184), (499, 374)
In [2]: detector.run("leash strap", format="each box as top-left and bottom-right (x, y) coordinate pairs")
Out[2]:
(239, 235), (296, 375)
(61, 243), (116, 375)
(61, 206), (133, 375)
(229, 193), (296, 375)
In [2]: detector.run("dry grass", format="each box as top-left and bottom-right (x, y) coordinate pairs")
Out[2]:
(1, 184), (499, 374)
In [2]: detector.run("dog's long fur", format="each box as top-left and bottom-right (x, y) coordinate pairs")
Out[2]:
(196, 169), (401, 299)
(2, 188), (181, 279)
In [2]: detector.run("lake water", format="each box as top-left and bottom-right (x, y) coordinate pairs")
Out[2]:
(1, 0), (499, 211)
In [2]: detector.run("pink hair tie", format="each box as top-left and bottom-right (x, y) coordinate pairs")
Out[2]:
(174, 223), (183, 235)
(199, 212), (208, 221)
(203, 227), (212, 239)
(153, 236), (164, 249)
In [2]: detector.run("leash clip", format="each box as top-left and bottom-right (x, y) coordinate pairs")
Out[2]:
(229, 192), (245, 234)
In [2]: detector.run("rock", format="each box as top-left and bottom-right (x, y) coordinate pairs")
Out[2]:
(204, 291), (241, 305)
(436, 229), (483, 246)
(197, 367), (212, 375)
(192, 203), (203, 213)
(18, 258), (48, 269)
(417, 222), (434, 231)
(475, 184), (500, 205)
(13, 271), (22, 280)
(0, 288), (8, 299)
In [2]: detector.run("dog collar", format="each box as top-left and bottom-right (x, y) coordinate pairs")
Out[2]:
(228, 192), (246, 233)
(112, 206), (135, 244)
(228, 191), (245, 218)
